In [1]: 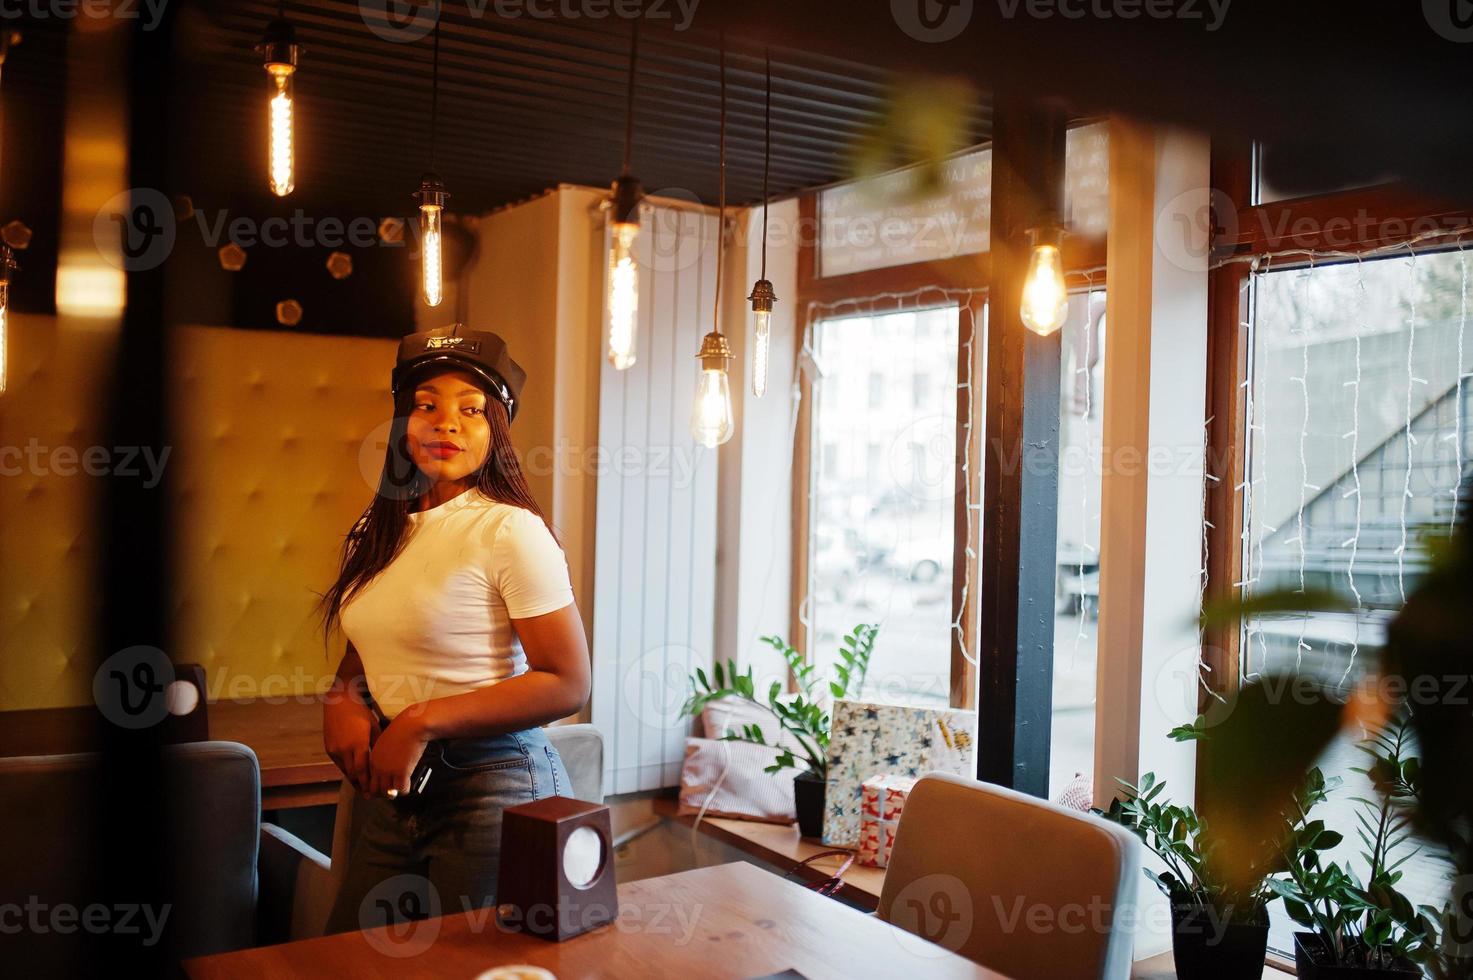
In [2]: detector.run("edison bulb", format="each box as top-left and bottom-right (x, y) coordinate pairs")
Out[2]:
(1020, 242), (1068, 336)
(691, 366), (734, 447)
(607, 221), (638, 369)
(420, 204), (443, 308)
(0, 279), (8, 395)
(751, 309), (770, 397)
(267, 65), (295, 197)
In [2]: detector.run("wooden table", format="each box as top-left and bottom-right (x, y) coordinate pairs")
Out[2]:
(0, 693), (341, 811)
(183, 861), (1002, 979)
(209, 696), (340, 809)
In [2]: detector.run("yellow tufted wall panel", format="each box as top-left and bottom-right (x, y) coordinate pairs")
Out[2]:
(0, 315), (118, 710)
(0, 319), (398, 709)
(171, 325), (396, 703)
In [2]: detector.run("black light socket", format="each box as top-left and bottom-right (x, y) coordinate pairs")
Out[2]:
(610, 172), (643, 227)
(257, 18), (299, 71)
(415, 172), (449, 210)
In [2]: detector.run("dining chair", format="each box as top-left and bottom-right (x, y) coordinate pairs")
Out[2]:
(0, 740), (292, 971)
(876, 772), (1140, 979)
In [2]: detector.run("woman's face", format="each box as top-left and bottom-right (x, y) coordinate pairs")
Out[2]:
(404, 368), (494, 485)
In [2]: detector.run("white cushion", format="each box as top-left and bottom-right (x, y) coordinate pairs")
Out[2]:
(699, 697), (806, 755)
(677, 737), (796, 824)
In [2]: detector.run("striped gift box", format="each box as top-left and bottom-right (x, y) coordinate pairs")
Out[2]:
(856, 773), (917, 868)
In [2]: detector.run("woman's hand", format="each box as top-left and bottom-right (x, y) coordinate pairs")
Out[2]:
(369, 711), (431, 798)
(323, 687), (379, 799)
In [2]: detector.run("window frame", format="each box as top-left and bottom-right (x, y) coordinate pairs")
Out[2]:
(1200, 145), (1473, 781)
(792, 189), (1108, 712)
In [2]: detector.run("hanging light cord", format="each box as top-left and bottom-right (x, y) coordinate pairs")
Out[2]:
(713, 34), (726, 332)
(430, 16), (441, 172)
(761, 49), (771, 282)
(622, 19), (639, 175)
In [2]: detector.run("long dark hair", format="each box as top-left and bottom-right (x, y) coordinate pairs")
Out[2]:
(318, 374), (556, 643)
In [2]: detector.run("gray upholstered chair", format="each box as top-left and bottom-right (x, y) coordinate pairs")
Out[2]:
(0, 740), (275, 972)
(261, 722), (606, 941)
(876, 772), (1140, 979)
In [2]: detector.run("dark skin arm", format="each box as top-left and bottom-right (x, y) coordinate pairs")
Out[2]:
(367, 602), (591, 797)
(322, 641), (380, 798)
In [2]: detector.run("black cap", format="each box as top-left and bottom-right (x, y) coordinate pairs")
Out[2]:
(391, 325), (527, 422)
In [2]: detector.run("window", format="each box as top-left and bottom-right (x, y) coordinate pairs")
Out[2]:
(806, 305), (961, 706)
(1254, 140), (1396, 205)
(1241, 248), (1470, 954)
(867, 371), (885, 409)
(798, 121), (1109, 736)
(815, 122), (1109, 279)
(818, 149), (991, 278)
(1050, 289), (1107, 799)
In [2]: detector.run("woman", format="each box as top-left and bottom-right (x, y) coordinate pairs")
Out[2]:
(318, 326), (590, 935)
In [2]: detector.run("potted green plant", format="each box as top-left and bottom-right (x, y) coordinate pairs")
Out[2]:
(1181, 483), (1473, 979)
(1097, 714), (1337, 980)
(680, 624), (878, 837)
(1273, 714), (1436, 979)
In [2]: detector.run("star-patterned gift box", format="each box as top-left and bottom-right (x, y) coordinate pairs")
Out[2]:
(822, 700), (976, 848)
(857, 773), (917, 868)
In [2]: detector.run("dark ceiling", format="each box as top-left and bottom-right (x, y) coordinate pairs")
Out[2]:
(173, 1), (994, 217)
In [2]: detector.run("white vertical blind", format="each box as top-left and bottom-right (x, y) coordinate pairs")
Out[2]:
(590, 204), (720, 794)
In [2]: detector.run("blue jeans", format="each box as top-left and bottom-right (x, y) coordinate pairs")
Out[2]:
(324, 726), (572, 935)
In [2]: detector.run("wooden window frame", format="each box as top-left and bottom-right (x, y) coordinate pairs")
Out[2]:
(1200, 151), (1473, 974)
(791, 190), (1107, 712)
(1200, 146), (1473, 716)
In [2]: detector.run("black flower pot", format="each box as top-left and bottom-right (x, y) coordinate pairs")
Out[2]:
(1170, 903), (1269, 980)
(1293, 933), (1421, 980)
(793, 770), (825, 839)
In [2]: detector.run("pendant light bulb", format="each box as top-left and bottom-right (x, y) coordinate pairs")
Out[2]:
(0, 247), (14, 396)
(257, 18), (299, 198)
(748, 279), (775, 398)
(607, 173), (642, 370)
(415, 174), (448, 308)
(692, 35), (734, 448)
(1020, 226), (1069, 336)
(749, 51), (776, 399)
(691, 331), (734, 447)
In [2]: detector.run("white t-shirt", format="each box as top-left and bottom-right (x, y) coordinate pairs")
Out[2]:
(340, 489), (574, 720)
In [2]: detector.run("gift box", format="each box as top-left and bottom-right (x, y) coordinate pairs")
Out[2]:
(856, 773), (918, 868)
(823, 700), (976, 848)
